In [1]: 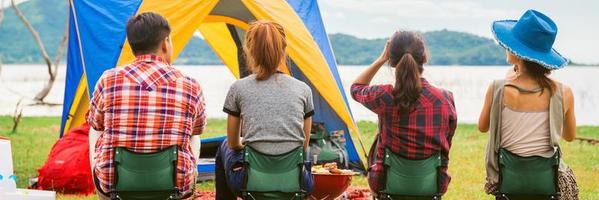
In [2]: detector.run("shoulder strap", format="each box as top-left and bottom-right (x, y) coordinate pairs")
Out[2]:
(504, 83), (544, 94)
(548, 82), (564, 147)
(485, 79), (506, 185)
(490, 79), (506, 148)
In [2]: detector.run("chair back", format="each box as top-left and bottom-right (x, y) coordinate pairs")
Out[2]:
(114, 146), (178, 200)
(243, 146), (305, 200)
(382, 148), (441, 197)
(498, 148), (559, 196)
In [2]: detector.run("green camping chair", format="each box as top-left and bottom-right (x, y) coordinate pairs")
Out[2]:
(110, 146), (184, 200)
(377, 148), (442, 200)
(495, 148), (560, 200)
(241, 146), (307, 200)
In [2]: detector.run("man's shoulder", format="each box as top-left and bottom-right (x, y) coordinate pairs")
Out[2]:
(98, 67), (124, 81)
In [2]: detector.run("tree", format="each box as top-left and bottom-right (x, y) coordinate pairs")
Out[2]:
(10, 0), (68, 104)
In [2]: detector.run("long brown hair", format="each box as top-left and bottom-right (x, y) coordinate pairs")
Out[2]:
(243, 20), (287, 81)
(388, 31), (428, 113)
(522, 60), (556, 95)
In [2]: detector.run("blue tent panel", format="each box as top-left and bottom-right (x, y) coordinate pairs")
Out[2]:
(60, 9), (84, 135)
(74, 0), (142, 96)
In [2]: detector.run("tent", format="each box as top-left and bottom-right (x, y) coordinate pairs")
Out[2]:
(61, 0), (367, 172)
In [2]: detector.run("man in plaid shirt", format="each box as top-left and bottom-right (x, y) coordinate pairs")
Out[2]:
(87, 12), (206, 198)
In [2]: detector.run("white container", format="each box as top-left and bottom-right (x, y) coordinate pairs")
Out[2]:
(0, 137), (17, 190)
(0, 189), (56, 200)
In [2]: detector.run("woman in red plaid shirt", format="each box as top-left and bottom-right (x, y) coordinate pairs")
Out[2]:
(351, 31), (457, 195)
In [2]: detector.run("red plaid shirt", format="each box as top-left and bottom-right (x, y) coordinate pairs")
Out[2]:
(351, 78), (457, 194)
(87, 55), (206, 193)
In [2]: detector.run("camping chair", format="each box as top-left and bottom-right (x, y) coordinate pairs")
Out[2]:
(495, 148), (560, 200)
(110, 146), (184, 200)
(377, 148), (442, 200)
(241, 146), (307, 200)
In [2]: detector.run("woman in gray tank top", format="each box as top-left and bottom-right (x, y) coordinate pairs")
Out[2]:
(478, 10), (578, 199)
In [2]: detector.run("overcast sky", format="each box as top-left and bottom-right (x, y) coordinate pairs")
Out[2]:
(3, 0), (598, 63)
(319, 0), (599, 64)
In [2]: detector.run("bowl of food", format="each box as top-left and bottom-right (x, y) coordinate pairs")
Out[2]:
(309, 163), (357, 200)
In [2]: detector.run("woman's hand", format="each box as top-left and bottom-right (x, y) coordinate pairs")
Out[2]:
(375, 40), (391, 64)
(353, 40), (390, 85)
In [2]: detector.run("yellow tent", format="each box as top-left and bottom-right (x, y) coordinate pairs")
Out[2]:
(62, 0), (367, 170)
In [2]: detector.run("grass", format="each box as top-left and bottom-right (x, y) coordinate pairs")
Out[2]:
(1, 116), (598, 199)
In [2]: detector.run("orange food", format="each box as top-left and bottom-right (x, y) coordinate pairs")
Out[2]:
(312, 162), (356, 175)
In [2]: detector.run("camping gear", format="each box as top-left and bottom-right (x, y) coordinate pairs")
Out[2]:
(496, 148), (560, 200)
(242, 146), (308, 200)
(309, 173), (353, 200)
(378, 148), (442, 200)
(492, 9), (567, 69)
(36, 124), (94, 194)
(60, 0), (367, 175)
(107, 146), (183, 200)
(0, 137), (17, 190)
(308, 123), (349, 168)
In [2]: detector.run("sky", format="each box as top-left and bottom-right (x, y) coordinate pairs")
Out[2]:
(319, 0), (599, 64)
(3, 0), (598, 63)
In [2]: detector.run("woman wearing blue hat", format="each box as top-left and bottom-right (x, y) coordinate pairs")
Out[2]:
(478, 10), (578, 199)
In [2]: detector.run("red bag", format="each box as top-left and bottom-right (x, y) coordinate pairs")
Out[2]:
(35, 123), (94, 194)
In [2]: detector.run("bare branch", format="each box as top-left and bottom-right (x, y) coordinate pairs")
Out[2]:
(33, 15), (69, 102)
(53, 24), (68, 72)
(12, 0), (69, 103)
(11, 0), (52, 68)
(11, 99), (23, 134)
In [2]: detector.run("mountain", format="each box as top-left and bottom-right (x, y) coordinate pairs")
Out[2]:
(0, 0), (507, 66)
(330, 31), (507, 65)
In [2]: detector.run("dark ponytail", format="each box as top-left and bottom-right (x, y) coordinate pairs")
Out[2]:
(388, 31), (427, 113)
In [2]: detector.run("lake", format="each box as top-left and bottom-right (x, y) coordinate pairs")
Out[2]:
(1, 65), (598, 125)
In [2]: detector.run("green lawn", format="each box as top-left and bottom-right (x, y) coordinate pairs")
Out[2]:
(1, 116), (598, 199)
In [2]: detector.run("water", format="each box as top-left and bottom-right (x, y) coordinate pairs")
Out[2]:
(1, 65), (598, 125)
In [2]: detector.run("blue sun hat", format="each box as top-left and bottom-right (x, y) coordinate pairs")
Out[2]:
(492, 9), (568, 69)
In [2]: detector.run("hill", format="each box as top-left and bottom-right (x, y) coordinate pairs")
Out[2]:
(0, 0), (507, 65)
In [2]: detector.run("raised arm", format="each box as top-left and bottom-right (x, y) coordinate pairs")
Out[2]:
(478, 83), (494, 132)
(353, 41), (389, 85)
(562, 85), (576, 141)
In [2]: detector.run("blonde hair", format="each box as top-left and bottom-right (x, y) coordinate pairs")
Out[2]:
(243, 20), (287, 81)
